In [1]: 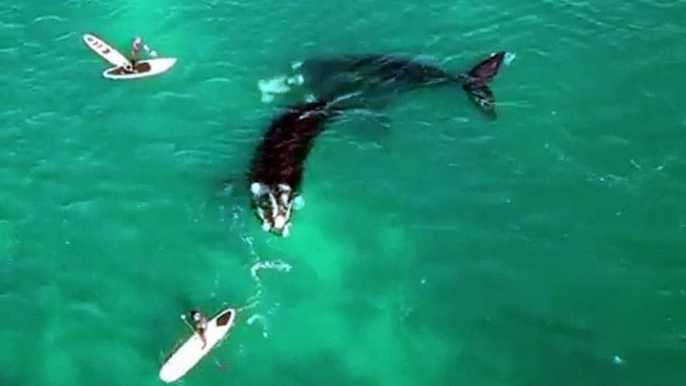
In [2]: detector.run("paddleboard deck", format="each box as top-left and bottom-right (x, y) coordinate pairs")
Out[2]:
(159, 308), (236, 383)
(102, 58), (177, 80)
(82, 33), (130, 67)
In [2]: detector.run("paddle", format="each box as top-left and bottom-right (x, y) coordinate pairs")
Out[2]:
(180, 314), (226, 371)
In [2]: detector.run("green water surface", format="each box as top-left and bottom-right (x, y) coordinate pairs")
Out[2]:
(0, 1), (684, 386)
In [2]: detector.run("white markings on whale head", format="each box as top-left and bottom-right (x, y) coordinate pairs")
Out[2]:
(250, 181), (295, 237)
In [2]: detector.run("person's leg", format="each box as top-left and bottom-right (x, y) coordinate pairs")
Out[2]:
(198, 327), (207, 348)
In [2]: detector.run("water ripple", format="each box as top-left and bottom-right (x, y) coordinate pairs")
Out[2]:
(31, 14), (68, 23)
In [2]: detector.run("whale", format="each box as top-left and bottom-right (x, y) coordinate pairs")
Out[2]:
(243, 51), (509, 236)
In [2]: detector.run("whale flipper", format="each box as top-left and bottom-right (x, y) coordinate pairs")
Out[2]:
(461, 51), (506, 119)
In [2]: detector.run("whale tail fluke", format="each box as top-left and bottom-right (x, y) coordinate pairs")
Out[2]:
(460, 51), (507, 119)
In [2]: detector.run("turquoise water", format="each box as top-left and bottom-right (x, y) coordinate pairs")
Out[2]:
(1, 1), (685, 385)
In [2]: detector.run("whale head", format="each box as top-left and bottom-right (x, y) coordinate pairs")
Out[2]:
(250, 182), (294, 237)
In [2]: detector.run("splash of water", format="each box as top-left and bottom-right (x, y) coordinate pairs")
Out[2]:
(257, 74), (304, 103)
(244, 259), (292, 307)
(504, 51), (516, 65)
(246, 314), (269, 338)
(250, 260), (292, 278)
(258, 76), (292, 103)
(238, 260), (291, 338)
(142, 43), (158, 58)
(232, 235), (291, 338)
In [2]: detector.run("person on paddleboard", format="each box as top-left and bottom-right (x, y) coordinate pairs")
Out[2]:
(124, 36), (143, 73)
(189, 310), (208, 349)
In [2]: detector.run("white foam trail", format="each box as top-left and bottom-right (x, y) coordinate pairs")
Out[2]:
(237, 236), (291, 306)
(238, 260), (291, 338)
(250, 260), (292, 278)
(234, 236), (291, 339)
(246, 314), (269, 338)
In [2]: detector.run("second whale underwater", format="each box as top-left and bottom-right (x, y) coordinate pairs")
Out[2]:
(243, 50), (510, 237)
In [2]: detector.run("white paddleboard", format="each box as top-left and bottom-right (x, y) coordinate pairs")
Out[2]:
(159, 308), (236, 383)
(102, 57), (177, 80)
(82, 33), (130, 68)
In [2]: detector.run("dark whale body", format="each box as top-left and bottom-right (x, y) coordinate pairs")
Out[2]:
(299, 51), (507, 118)
(247, 100), (337, 236)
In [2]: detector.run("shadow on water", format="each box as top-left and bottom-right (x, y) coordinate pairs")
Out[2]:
(513, 343), (622, 386)
(0, 372), (28, 386)
(458, 306), (622, 386)
(270, 349), (376, 386)
(616, 346), (686, 385)
(499, 307), (595, 342)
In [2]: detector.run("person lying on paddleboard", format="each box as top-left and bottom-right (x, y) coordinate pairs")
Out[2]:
(189, 310), (208, 349)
